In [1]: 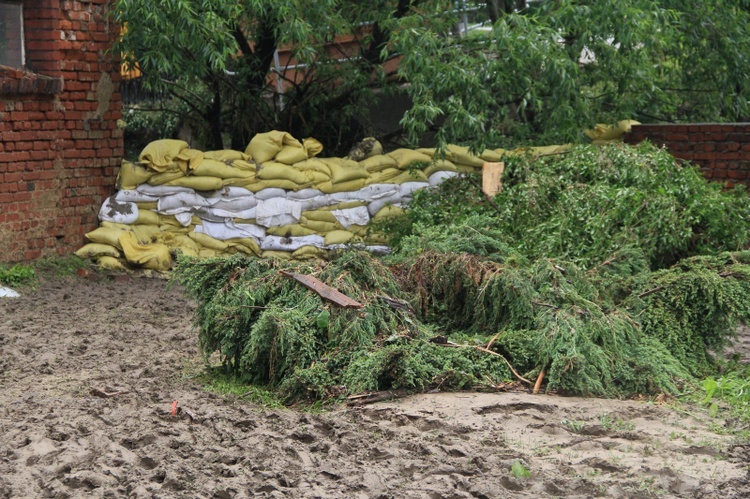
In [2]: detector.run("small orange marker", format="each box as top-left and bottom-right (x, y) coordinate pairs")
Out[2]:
(170, 400), (178, 416)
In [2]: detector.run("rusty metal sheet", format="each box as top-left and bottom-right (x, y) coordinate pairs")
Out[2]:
(281, 271), (364, 309)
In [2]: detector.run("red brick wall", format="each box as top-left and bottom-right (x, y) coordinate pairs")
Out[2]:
(624, 124), (750, 187)
(0, 0), (122, 263)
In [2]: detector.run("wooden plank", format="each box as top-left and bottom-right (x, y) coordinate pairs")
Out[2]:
(482, 161), (505, 198)
(281, 271), (364, 309)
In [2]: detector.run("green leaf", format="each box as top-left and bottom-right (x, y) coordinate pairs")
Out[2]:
(316, 309), (330, 330)
(511, 460), (531, 478)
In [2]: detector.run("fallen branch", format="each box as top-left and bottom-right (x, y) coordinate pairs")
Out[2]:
(346, 389), (410, 406)
(533, 367), (546, 395)
(439, 342), (532, 385)
(637, 286), (664, 299)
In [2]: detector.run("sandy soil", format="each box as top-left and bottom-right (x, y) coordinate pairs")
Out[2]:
(0, 272), (748, 498)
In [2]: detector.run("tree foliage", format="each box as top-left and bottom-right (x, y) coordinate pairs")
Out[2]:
(114, 1), (750, 152)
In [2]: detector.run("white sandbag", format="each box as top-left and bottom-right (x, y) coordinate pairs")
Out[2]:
(99, 197), (139, 225)
(429, 171), (458, 186)
(0, 286), (20, 298)
(254, 188), (287, 200)
(204, 206), (257, 220)
(195, 208), (228, 223)
(157, 192), (216, 214)
(208, 186), (254, 200)
(298, 195), (334, 211)
(260, 235), (326, 251)
(136, 184), (194, 197)
(357, 184), (401, 201)
(328, 191), (358, 203)
(211, 197), (258, 213)
(175, 212), (194, 227)
(332, 206), (370, 229)
(326, 244), (391, 255)
(196, 220), (266, 240)
(367, 192), (403, 216)
(399, 182), (430, 197)
(255, 198), (302, 227)
(114, 190), (159, 203)
(286, 188), (324, 200)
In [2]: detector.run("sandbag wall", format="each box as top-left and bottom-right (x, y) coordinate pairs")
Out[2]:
(75, 131), (568, 271)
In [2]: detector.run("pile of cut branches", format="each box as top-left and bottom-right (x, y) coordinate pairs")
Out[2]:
(175, 144), (750, 402)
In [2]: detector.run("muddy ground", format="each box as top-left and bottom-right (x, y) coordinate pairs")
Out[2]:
(0, 273), (748, 498)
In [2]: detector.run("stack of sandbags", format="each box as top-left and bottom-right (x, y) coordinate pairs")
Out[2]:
(77, 132), (516, 270)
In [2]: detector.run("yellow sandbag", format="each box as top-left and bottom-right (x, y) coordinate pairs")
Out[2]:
(164, 175), (224, 191)
(324, 230), (358, 245)
(294, 158), (332, 176)
(135, 201), (158, 211)
(230, 238), (261, 256)
(160, 225), (193, 235)
(221, 175), (259, 187)
(199, 248), (221, 259)
(301, 210), (339, 223)
(360, 154), (398, 173)
(348, 224), (368, 237)
(147, 170), (184, 185)
(275, 144), (308, 165)
(424, 159), (458, 176)
(266, 225), (318, 237)
(75, 243), (121, 259)
(139, 139), (189, 172)
(261, 250), (291, 260)
(159, 215), (201, 227)
(319, 200), (368, 211)
(303, 138), (323, 158)
(456, 164), (480, 174)
(317, 178), (367, 193)
(188, 231), (230, 251)
(257, 162), (311, 184)
(233, 218), (257, 225)
(174, 148), (204, 174)
(372, 205), (406, 222)
(129, 224), (161, 243)
(245, 179), (312, 192)
(365, 168), (402, 185)
(227, 159), (257, 172)
(299, 218), (342, 233)
(117, 160), (155, 190)
(204, 150), (250, 161)
(385, 170), (427, 184)
(118, 231), (172, 271)
(364, 232), (390, 244)
(446, 144), (485, 167)
(480, 149), (503, 162)
(96, 256), (128, 271)
(245, 130), (302, 163)
(416, 148), (436, 158)
(324, 158), (370, 184)
(584, 120), (640, 141)
(292, 245), (327, 260)
(86, 227), (127, 249)
(135, 209), (160, 226)
(388, 149), (432, 169)
(193, 159), (255, 179)
(172, 235), (201, 257)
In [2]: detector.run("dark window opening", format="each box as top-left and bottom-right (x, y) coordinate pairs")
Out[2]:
(0, 1), (24, 68)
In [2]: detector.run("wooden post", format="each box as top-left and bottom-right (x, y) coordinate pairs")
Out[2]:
(482, 162), (505, 198)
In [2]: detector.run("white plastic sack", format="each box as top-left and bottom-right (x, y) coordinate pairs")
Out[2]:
(286, 188), (324, 201)
(429, 170), (458, 186)
(367, 192), (403, 216)
(157, 192), (216, 214)
(0, 286), (20, 298)
(196, 220), (266, 240)
(255, 198), (302, 227)
(332, 206), (370, 229)
(114, 190), (159, 203)
(209, 186), (254, 200)
(210, 197), (258, 213)
(203, 206), (257, 220)
(254, 188), (287, 201)
(399, 181), (430, 197)
(260, 235), (326, 251)
(136, 184), (193, 196)
(175, 212), (194, 227)
(298, 195), (334, 211)
(357, 184), (401, 201)
(99, 197), (139, 224)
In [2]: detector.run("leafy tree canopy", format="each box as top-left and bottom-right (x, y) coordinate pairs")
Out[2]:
(114, 0), (750, 152)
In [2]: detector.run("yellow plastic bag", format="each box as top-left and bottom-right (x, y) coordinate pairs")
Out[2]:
(299, 218), (342, 233)
(75, 243), (121, 259)
(365, 168), (403, 185)
(385, 170), (427, 184)
(423, 159), (457, 176)
(135, 209), (160, 226)
(245, 130), (303, 163)
(139, 139), (189, 172)
(324, 158), (370, 184)
(188, 231), (230, 251)
(117, 160), (155, 190)
(294, 158), (332, 176)
(96, 256), (128, 271)
(446, 144), (485, 168)
(118, 231), (172, 271)
(174, 148), (205, 174)
(229, 238), (261, 256)
(86, 227), (128, 249)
